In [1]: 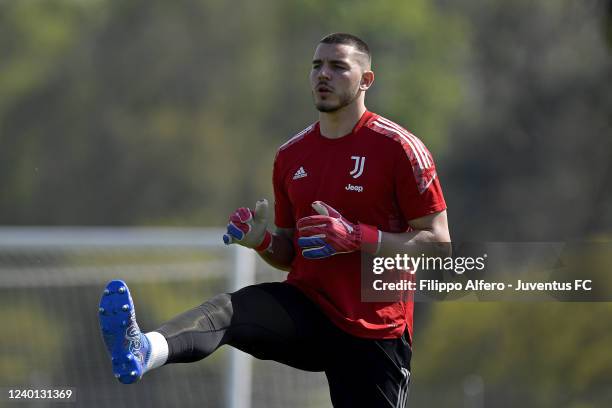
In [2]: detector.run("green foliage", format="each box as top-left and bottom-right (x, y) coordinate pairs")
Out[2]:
(441, 0), (612, 241)
(0, 299), (64, 383)
(0, 0), (100, 115)
(411, 246), (612, 406)
(413, 302), (612, 406)
(0, 0), (466, 225)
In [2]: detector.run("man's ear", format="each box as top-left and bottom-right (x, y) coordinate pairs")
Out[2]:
(360, 70), (375, 90)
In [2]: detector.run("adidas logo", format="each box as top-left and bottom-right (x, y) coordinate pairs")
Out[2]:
(293, 166), (308, 180)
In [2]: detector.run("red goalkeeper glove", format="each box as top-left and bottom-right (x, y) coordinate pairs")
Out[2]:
(223, 199), (272, 252)
(297, 201), (380, 259)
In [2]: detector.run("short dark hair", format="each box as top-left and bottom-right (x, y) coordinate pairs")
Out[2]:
(319, 33), (371, 61)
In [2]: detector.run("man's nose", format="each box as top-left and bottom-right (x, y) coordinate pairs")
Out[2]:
(318, 65), (331, 80)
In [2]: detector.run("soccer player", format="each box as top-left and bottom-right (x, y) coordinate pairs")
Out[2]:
(99, 33), (450, 407)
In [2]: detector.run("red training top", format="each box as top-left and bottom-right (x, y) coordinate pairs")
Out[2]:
(273, 110), (446, 340)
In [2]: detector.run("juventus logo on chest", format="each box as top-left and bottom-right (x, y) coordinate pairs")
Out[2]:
(350, 156), (365, 178)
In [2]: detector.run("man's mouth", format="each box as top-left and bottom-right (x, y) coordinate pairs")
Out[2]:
(316, 85), (333, 96)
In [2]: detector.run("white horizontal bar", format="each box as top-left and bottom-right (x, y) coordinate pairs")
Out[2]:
(0, 227), (226, 248)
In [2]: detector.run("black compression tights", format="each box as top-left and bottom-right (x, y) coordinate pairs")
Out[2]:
(154, 283), (326, 369)
(155, 292), (233, 363)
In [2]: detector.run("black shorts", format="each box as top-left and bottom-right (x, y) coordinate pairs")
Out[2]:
(157, 282), (412, 408)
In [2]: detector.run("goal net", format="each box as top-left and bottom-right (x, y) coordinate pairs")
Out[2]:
(0, 227), (330, 408)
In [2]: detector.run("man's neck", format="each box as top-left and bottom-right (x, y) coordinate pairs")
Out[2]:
(319, 102), (367, 139)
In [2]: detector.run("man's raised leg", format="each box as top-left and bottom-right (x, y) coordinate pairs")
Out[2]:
(99, 280), (329, 384)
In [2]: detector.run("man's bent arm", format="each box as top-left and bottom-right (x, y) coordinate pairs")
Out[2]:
(376, 210), (451, 258)
(258, 227), (296, 272)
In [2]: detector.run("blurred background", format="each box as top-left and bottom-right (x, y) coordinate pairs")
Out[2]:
(1, 0), (612, 407)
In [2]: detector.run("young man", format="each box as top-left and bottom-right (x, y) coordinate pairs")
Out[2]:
(99, 33), (450, 407)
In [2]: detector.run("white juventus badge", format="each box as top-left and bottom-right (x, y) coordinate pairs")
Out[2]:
(350, 156), (365, 178)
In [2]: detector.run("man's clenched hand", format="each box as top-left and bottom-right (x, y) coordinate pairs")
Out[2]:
(297, 201), (380, 259)
(223, 199), (272, 251)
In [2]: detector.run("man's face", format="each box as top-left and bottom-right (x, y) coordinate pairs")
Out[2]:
(310, 43), (369, 113)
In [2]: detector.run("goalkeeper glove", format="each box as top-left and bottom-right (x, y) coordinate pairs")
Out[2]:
(223, 199), (272, 252)
(297, 201), (380, 259)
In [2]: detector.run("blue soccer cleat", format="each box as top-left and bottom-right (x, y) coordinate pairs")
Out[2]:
(98, 280), (150, 384)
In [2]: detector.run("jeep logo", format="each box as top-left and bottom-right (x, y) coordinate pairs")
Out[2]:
(345, 183), (364, 192)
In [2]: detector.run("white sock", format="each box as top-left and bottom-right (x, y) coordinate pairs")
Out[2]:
(144, 331), (169, 372)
